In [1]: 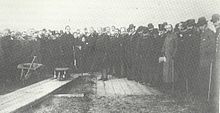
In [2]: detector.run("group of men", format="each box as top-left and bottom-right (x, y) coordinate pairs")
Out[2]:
(0, 14), (219, 98)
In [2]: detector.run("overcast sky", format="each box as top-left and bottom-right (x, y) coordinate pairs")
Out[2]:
(0, 0), (219, 31)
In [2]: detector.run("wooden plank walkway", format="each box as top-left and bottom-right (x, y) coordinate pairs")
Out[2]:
(0, 74), (81, 113)
(96, 78), (161, 96)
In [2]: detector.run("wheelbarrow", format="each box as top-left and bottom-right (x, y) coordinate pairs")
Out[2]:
(54, 67), (69, 81)
(17, 63), (43, 85)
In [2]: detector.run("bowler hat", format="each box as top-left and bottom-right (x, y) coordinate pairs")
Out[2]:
(186, 19), (196, 27)
(163, 22), (168, 26)
(197, 17), (208, 27)
(128, 24), (135, 29)
(148, 23), (154, 29)
(211, 14), (220, 23)
(136, 26), (145, 32)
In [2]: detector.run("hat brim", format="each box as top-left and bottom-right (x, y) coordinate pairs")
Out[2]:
(210, 19), (218, 23)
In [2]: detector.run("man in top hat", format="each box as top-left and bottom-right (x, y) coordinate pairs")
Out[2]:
(196, 17), (216, 97)
(59, 25), (75, 69)
(128, 26), (146, 81)
(139, 26), (158, 85)
(174, 19), (200, 92)
(210, 14), (220, 104)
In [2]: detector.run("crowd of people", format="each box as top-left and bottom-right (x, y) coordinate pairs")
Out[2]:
(0, 14), (219, 99)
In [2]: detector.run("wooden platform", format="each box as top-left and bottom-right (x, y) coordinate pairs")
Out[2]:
(96, 78), (161, 96)
(0, 74), (81, 113)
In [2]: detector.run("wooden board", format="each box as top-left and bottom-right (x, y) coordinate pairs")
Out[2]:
(96, 77), (161, 97)
(133, 82), (153, 95)
(125, 79), (145, 95)
(104, 80), (116, 96)
(111, 79), (126, 95)
(53, 94), (84, 98)
(0, 75), (79, 113)
(96, 81), (106, 96)
(117, 79), (133, 95)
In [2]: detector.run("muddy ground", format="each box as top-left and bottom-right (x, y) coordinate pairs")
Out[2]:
(23, 76), (218, 113)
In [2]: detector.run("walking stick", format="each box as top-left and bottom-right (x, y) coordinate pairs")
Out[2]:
(186, 78), (188, 94)
(171, 59), (175, 93)
(207, 61), (213, 101)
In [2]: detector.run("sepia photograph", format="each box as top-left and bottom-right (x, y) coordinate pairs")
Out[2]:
(0, 0), (219, 112)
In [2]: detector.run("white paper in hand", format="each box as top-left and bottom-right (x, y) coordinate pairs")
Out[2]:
(159, 56), (166, 63)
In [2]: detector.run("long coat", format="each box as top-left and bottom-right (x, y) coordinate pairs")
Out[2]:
(212, 27), (220, 100)
(59, 33), (74, 67)
(200, 28), (216, 66)
(161, 32), (177, 83)
(139, 34), (155, 82)
(198, 27), (216, 95)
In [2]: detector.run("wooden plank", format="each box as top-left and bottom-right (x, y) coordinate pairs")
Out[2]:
(117, 79), (133, 95)
(0, 77), (75, 113)
(0, 80), (72, 113)
(114, 79), (126, 95)
(133, 82), (153, 95)
(55, 68), (69, 71)
(145, 86), (161, 95)
(113, 79), (126, 95)
(109, 79), (119, 96)
(0, 78), (52, 104)
(124, 79), (145, 95)
(53, 94), (84, 98)
(96, 81), (106, 96)
(0, 80), (70, 106)
(109, 79), (117, 96)
(122, 78), (135, 95)
(104, 80), (116, 96)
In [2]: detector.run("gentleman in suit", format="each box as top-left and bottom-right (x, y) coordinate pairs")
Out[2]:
(197, 17), (216, 96)
(59, 25), (75, 69)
